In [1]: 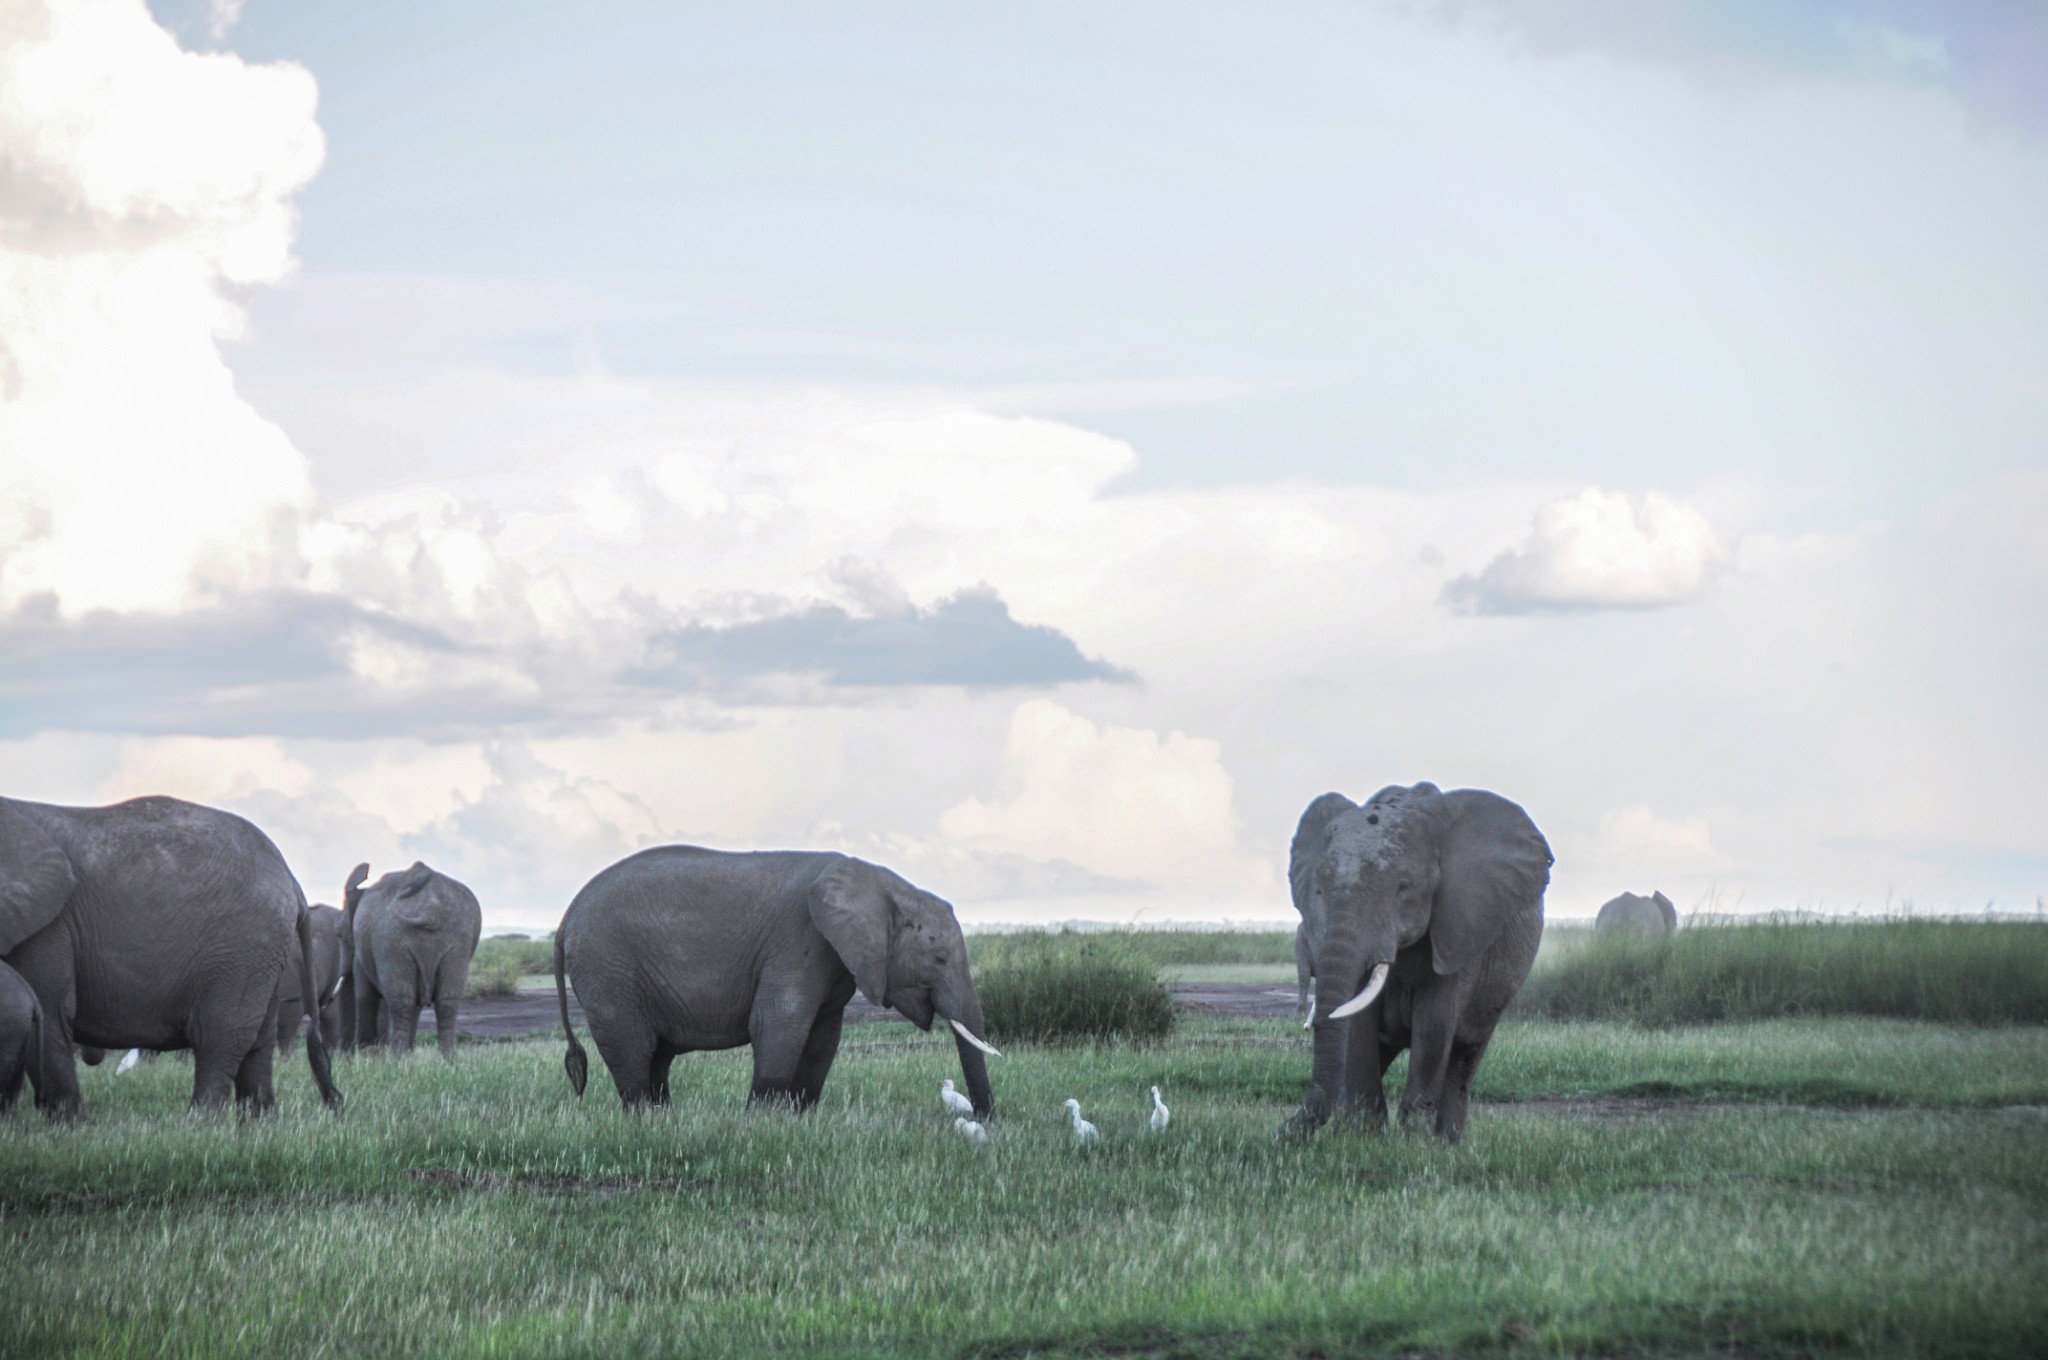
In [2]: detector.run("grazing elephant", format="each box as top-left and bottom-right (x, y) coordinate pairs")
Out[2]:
(1287, 782), (1550, 1142)
(341, 862), (482, 1057)
(555, 847), (999, 1115)
(276, 904), (349, 1053)
(0, 959), (41, 1115)
(0, 795), (341, 1117)
(1595, 890), (1676, 936)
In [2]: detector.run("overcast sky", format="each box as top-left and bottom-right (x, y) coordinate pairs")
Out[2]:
(2, 0), (2043, 927)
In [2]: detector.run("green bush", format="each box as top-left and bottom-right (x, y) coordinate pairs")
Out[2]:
(976, 932), (1176, 1044)
(1513, 917), (2048, 1026)
(465, 934), (555, 999)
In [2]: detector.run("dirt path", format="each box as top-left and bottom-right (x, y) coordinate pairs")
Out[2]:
(447, 982), (1303, 1041)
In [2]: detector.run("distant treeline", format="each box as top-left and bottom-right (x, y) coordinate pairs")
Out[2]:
(1513, 918), (2048, 1026)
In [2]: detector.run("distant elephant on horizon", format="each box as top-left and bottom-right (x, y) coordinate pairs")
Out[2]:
(0, 795), (341, 1116)
(1288, 782), (1550, 1142)
(1595, 891), (1677, 936)
(555, 847), (999, 1115)
(342, 862), (482, 1058)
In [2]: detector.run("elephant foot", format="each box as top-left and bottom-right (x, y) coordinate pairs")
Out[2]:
(1280, 1104), (1329, 1142)
(1397, 1102), (1442, 1136)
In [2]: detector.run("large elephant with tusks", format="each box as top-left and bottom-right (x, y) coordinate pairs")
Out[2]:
(0, 796), (342, 1117)
(557, 847), (998, 1114)
(1288, 782), (1549, 1142)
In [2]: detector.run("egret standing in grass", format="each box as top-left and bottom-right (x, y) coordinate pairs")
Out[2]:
(1063, 1098), (1100, 1144)
(940, 1078), (975, 1118)
(1149, 1085), (1170, 1133)
(954, 1116), (988, 1145)
(115, 1048), (143, 1074)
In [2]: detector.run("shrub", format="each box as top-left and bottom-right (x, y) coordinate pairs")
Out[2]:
(1512, 916), (2048, 1026)
(465, 934), (556, 999)
(976, 932), (1176, 1044)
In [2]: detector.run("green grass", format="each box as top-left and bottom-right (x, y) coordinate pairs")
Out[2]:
(4, 1018), (2044, 1358)
(976, 934), (1176, 1043)
(1515, 917), (2048, 1025)
(468, 935), (557, 998)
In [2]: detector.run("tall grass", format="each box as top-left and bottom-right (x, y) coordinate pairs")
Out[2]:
(976, 933), (1176, 1043)
(975, 927), (1296, 967)
(1515, 917), (2048, 1025)
(465, 934), (556, 998)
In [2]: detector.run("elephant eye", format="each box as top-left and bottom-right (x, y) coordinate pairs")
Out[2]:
(1366, 814), (1379, 825)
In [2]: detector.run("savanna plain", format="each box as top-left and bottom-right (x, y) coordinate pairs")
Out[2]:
(3, 921), (2045, 1359)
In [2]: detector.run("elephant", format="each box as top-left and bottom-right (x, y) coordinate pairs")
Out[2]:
(0, 959), (41, 1115)
(341, 862), (482, 1057)
(0, 795), (341, 1117)
(555, 846), (999, 1115)
(1287, 782), (1550, 1142)
(1595, 890), (1677, 936)
(276, 904), (349, 1053)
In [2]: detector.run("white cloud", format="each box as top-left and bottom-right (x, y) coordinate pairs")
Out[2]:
(939, 699), (1276, 903)
(1592, 805), (1726, 875)
(0, 0), (323, 615)
(1443, 488), (1724, 614)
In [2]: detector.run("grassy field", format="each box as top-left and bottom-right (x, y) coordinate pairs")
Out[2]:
(4, 1015), (2044, 1358)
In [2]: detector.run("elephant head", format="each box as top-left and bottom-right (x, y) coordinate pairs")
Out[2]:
(1294, 781), (1551, 1025)
(808, 857), (998, 1116)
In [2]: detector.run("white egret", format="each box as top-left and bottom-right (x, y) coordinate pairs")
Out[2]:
(115, 1048), (142, 1074)
(940, 1078), (975, 1118)
(1062, 1098), (1100, 1144)
(954, 1116), (988, 1145)
(1148, 1085), (1170, 1133)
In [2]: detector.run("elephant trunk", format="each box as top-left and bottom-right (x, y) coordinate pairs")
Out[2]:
(937, 974), (996, 1118)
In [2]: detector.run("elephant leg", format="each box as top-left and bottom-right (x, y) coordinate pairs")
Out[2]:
(318, 1001), (341, 1053)
(432, 971), (462, 1060)
(233, 1007), (279, 1117)
(746, 1021), (811, 1110)
(13, 936), (83, 1118)
(384, 986), (421, 1055)
(1436, 1034), (1491, 1144)
(591, 1018), (659, 1109)
(648, 1041), (681, 1106)
(354, 978), (384, 1052)
(1399, 984), (1460, 1134)
(1336, 1010), (1387, 1129)
(789, 1008), (846, 1112)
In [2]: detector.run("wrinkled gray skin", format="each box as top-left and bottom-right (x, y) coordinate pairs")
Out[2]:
(0, 959), (41, 1115)
(276, 904), (348, 1053)
(341, 863), (481, 1058)
(0, 795), (341, 1117)
(556, 847), (996, 1116)
(1288, 782), (1550, 1142)
(1595, 891), (1677, 936)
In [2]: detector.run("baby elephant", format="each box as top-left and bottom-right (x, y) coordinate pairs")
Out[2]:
(341, 862), (482, 1057)
(0, 960), (43, 1115)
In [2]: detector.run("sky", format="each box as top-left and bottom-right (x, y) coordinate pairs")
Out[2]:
(1, 0), (2044, 928)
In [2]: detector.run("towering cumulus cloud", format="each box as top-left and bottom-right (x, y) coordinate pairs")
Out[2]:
(1442, 488), (1724, 615)
(0, 0), (323, 615)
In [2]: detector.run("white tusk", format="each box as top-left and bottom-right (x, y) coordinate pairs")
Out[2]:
(949, 1018), (1003, 1057)
(1328, 963), (1391, 1020)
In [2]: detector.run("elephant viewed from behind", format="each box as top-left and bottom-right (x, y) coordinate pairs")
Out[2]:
(1595, 891), (1677, 936)
(556, 847), (998, 1115)
(342, 862), (482, 1058)
(277, 903), (349, 1053)
(1289, 782), (1550, 1142)
(0, 795), (341, 1116)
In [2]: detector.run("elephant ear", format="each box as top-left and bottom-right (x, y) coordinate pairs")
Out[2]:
(1288, 793), (1355, 918)
(1429, 790), (1552, 976)
(1653, 891), (1677, 928)
(343, 863), (370, 914)
(806, 857), (891, 1007)
(393, 862), (435, 898)
(0, 802), (75, 956)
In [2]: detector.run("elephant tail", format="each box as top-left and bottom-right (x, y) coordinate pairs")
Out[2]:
(555, 927), (587, 1098)
(297, 906), (344, 1114)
